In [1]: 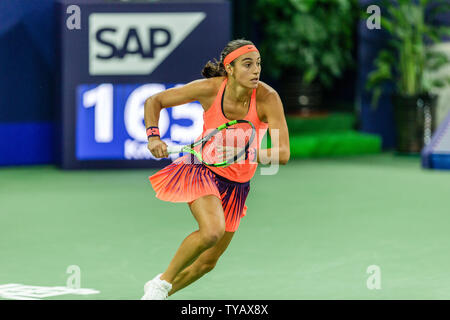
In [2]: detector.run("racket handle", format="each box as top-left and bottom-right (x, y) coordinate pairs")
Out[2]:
(167, 145), (184, 154)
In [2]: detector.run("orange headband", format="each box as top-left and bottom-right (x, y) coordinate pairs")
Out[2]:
(223, 45), (259, 67)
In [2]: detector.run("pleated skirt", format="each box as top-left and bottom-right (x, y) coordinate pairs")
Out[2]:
(149, 154), (250, 232)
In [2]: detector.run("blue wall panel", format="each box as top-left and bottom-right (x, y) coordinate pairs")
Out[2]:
(0, 0), (55, 166)
(0, 122), (54, 166)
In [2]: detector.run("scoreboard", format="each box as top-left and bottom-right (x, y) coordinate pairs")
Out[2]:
(76, 83), (204, 161)
(55, 0), (230, 169)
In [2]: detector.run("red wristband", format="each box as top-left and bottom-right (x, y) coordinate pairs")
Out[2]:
(147, 126), (160, 138)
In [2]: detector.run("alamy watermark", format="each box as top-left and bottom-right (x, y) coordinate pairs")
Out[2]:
(158, 127), (283, 176)
(66, 264), (81, 289)
(366, 5), (381, 30)
(366, 265), (382, 290)
(66, 5), (81, 30)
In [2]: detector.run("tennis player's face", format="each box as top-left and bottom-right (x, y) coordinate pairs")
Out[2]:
(232, 52), (261, 89)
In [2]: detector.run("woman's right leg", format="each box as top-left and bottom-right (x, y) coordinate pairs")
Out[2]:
(159, 194), (225, 284)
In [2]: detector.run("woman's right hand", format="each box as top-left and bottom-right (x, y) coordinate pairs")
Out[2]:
(147, 137), (169, 158)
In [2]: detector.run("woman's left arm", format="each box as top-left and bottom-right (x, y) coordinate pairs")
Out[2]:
(258, 90), (290, 165)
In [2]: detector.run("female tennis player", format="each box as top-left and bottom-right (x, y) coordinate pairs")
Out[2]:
(141, 39), (290, 300)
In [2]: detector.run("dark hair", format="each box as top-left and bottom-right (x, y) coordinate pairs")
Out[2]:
(201, 39), (255, 78)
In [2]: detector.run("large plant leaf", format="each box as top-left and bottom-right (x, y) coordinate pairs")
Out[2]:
(387, 2), (408, 28)
(420, 0), (432, 6)
(370, 88), (383, 110)
(322, 51), (341, 77)
(255, 0), (357, 86)
(366, 62), (393, 89)
(430, 76), (450, 88)
(364, 0), (450, 108)
(289, 0), (315, 12)
(427, 2), (450, 20)
(425, 50), (450, 71)
(366, 48), (396, 108)
(424, 25), (443, 43)
(380, 15), (394, 34)
(435, 26), (450, 38)
(302, 66), (319, 84)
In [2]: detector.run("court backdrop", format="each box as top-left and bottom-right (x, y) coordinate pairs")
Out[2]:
(56, 0), (230, 169)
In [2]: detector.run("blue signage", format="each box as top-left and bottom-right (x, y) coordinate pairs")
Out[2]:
(75, 83), (203, 161)
(56, 0), (230, 169)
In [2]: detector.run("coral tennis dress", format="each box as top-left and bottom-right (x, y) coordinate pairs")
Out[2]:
(149, 77), (269, 232)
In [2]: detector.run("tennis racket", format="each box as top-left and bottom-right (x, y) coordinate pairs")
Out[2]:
(167, 119), (256, 167)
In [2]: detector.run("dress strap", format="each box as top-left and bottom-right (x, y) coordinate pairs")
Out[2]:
(205, 77), (228, 118)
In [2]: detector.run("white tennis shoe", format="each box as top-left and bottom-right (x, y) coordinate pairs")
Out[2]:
(141, 273), (172, 300)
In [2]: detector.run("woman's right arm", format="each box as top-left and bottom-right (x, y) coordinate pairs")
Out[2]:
(145, 78), (215, 158)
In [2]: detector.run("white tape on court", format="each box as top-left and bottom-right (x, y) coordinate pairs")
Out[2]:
(0, 283), (100, 300)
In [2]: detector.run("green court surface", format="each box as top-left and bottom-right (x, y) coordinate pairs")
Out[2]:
(1, 153), (450, 300)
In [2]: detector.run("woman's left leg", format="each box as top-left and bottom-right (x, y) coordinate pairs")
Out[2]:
(168, 231), (235, 296)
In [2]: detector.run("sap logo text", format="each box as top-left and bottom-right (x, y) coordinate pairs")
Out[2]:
(95, 27), (170, 60)
(89, 13), (206, 75)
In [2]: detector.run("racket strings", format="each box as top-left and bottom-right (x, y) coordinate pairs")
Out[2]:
(207, 124), (255, 165)
(182, 120), (256, 167)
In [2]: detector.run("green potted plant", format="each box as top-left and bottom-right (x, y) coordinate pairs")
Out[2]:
(255, 0), (358, 115)
(365, 0), (450, 153)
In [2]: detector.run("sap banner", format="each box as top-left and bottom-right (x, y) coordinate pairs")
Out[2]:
(56, 0), (230, 169)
